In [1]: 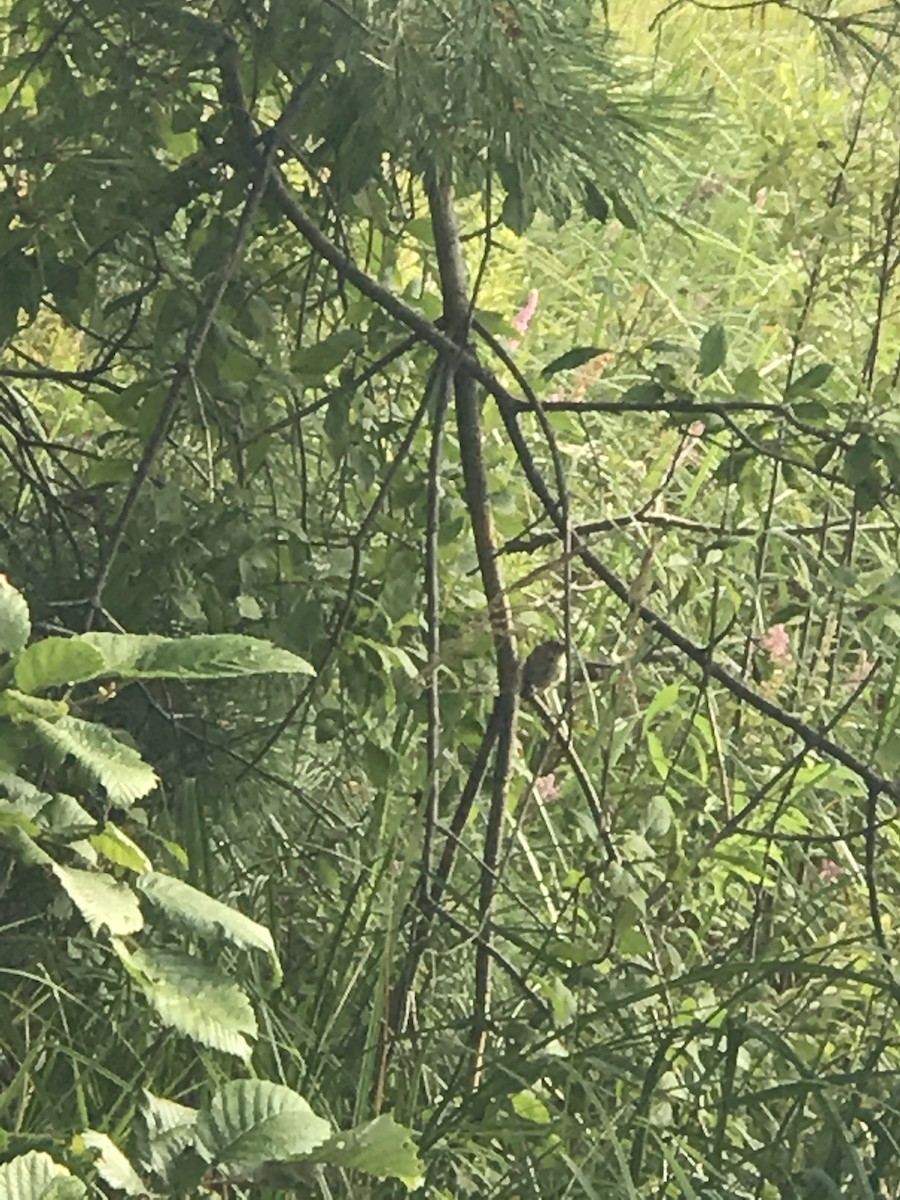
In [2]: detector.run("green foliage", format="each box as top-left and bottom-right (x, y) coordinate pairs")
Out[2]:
(4, 0), (900, 1196)
(0, 581), (418, 1193)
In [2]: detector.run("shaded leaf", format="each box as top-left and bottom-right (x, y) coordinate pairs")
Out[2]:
(196, 1081), (331, 1170)
(114, 943), (257, 1060)
(785, 362), (833, 399)
(291, 330), (363, 376)
(137, 871), (277, 958)
(77, 1132), (145, 1196)
(0, 576), (30, 658)
(541, 346), (610, 379)
(51, 863), (143, 936)
(583, 179), (610, 223)
(141, 1091), (200, 1182)
(81, 632), (314, 681)
(31, 716), (158, 805)
(697, 322), (727, 377)
(14, 638), (107, 693)
(610, 189), (638, 229)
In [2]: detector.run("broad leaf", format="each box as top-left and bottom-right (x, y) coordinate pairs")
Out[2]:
(91, 823), (152, 872)
(52, 864), (143, 936)
(141, 1091), (201, 1182)
(610, 188), (639, 229)
(137, 871), (277, 958)
(785, 362), (833, 398)
(0, 1150), (86, 1200)
(196, 1081), (331, 1171)
(0, 689), (68, 721)
(541, 347), (610, 379)
(77, 1132), (145, 1196)
(583, 178), (610, 223)
(14, 638), (107, 693)
(275, 1114), (424, 1189)
(114, 943), (257, 1060)
(31, 716), (158, 805)
(0, 575), (30, 658)
(81, 632), (314, 680)
(697, 322), (727, 377)
(291, 330), (363, 376)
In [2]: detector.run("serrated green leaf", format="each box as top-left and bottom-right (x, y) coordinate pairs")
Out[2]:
(137, 871), (277, 958)
(113, 943), (257, 1059)
(81, 632), (313, 680)
(140, 1091), (200, 1182)
(197, 1081), (331, 1170)
(0, 825), (54, 867)
(0, 1150), (87, 1200)
(0, 575), (30, 658)
(51, 863), (143, 936)
(541, 346), (610, 379)
(37, 792), (96, 839)
(14, 638), (107, 693)
(0, 689), (69, 721)
(77, 1132), (145, 1196)
(31, 716), (158, 805)
(258, 1113), (424, 1188)
(697, 322), (727, 377)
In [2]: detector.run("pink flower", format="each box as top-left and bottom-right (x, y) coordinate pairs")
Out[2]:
(536, 773), (560, 800)
(817, 859), (842, 883)
(760, 623), (791, 666)
(512, 289), (539, 336)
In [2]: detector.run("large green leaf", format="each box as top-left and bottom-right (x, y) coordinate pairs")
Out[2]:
(76, 1133), (145, 1197)
(31, 716), (158, 805)
(0, 576), (30, 658)
(137, 871), (277, 958)
(307, 1114), (424, 1188)
(195, 1081), (331, 1171)
(140, 1091), (200, 1181)
(114, 943), (257, 1060)
(52, 864), (143, 936)
(0, 689), (68, 721)
(0, 1151), (86, 1200)
(14, 638), (107, 693)
(80, 632), (314, 680)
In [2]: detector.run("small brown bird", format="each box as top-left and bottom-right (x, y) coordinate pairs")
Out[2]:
(520, 639), (566, 700)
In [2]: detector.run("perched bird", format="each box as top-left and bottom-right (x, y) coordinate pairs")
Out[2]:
(520, 639), (566, 700)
